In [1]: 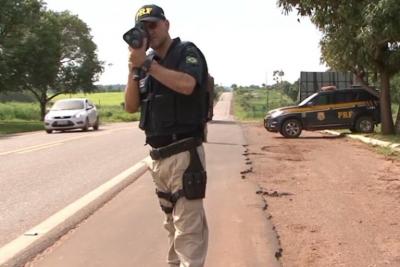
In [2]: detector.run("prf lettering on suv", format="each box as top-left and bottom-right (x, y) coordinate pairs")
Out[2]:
(264, 88), (380, 138)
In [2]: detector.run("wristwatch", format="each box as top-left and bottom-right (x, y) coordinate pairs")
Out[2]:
(141, 58), (153, 73)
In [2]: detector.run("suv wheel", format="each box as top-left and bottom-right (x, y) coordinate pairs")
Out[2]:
(281, 119), (302, 138)
(45, 129), (52, 134)
(355, 116), (374, 133)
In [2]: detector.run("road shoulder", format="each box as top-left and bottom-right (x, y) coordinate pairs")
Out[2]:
(242, 122), (400, 266)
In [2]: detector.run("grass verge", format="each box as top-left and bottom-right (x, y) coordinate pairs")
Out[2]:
(364, 133), (400, 144)
(373, 146), (400, 160)
(0, 120), (43, 135)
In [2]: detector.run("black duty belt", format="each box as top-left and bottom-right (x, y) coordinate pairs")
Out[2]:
(146, 131), (201, 148)
(150, 137), (202, 160)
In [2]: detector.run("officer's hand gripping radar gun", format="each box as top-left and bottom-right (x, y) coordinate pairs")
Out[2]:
(123, 22), (149, 80)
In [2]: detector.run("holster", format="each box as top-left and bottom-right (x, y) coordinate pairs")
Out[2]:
(152, 138), (206, 212)
(182, 147), (207, 200)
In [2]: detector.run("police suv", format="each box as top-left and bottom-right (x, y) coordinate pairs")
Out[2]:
(264, 88), (380, 138)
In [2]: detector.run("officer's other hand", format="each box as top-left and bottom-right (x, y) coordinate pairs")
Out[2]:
(128, 38), (148, 72)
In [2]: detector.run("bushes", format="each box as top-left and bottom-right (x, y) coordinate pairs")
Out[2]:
(0, 102), (41, 120)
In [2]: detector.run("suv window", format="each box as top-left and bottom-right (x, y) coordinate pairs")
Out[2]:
(313, 93), (334, 105)
(334, 92), (356, 104)
(356, 90), (378, 101)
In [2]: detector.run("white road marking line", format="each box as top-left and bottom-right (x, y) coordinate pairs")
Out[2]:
(0, 137), (82, 156)
(0, 158), (149, 266)
(17, 143), (63, 154)
(0, 126), (133, 156)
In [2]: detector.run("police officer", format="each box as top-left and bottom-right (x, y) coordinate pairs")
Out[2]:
(124, 4), (209, 267)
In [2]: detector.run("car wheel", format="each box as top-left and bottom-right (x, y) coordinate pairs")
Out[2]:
(93, 117), (100, 130)
(82, 118), (89, 132)
(355, 116), (374, 133)
(281, 119), (302, 138)
(45, 129), (52, 134)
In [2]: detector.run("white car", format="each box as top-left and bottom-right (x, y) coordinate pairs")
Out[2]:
(44, 98), (99, 133)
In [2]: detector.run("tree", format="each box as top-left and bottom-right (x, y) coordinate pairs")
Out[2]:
(392, 74), (400, 104)
(273, 70), (285, 84)
(392, 74), (400, 132)
(0, 0), (42, 92)
(13, 10), (104, 120)
(278, 0), (400, 134)
(289, 79), (300, 102)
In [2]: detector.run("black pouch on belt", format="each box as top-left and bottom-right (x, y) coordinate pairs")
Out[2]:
(182, 147), (207, 200)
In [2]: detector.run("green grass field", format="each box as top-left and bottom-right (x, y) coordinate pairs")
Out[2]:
(53, 92), (125, 106)
(0, 92), (139, 134)
(233, 88), (295, 120)
(54, 92), (140, 122)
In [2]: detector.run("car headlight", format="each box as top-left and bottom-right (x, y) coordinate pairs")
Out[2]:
(74, 112), (85, 118)
(271, 110), (283, 118)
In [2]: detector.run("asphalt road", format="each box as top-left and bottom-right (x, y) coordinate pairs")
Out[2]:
(26, 92), (280, 267)
(0, 122), (148, 247)
(2, 92), (281, 267)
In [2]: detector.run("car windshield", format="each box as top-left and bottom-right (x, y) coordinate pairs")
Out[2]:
(51, 100), (84, 110)
(298, 93), (318, 106)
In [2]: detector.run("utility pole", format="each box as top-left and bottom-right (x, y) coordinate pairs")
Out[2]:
(265, 72), (269, 111)
(280, 70), (284, 106)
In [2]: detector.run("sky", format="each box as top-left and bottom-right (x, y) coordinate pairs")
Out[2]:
(44, 0), (327, 87)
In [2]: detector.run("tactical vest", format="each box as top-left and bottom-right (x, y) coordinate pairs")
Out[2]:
(139, 38), (209, 138)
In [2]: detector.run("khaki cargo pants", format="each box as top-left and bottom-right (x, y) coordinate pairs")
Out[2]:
(148, 145), (208, 267)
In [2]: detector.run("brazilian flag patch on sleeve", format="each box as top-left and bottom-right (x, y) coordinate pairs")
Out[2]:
(186, 56), (199, 64)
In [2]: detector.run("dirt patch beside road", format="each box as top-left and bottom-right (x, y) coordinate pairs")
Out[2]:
(242, 122), (400, 267)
